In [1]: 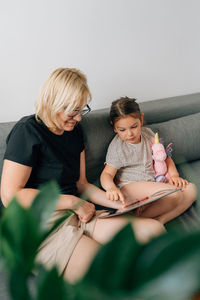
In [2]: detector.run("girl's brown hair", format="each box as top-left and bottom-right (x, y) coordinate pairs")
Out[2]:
(110, 97), (141, 125)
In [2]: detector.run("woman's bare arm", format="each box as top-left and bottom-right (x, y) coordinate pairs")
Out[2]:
(1, 160), (37, 207)
(0, 159), (95, 217)
(77, 151), (123, 208)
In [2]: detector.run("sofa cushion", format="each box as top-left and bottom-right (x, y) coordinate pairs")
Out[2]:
(177, 160), (200, 184)
(188, 160), (200, 183)
(0, 122), (16, 181)
(81, 109), (115, 183)
(140, 93), (200, 124)
(148, 112), (200, 164)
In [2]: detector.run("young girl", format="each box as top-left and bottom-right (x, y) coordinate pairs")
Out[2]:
(100, 97), (197, 224)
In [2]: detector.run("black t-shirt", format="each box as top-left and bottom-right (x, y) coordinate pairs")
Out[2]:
(4, 115), (84, 195)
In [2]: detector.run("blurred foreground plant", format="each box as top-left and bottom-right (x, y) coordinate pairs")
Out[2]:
(0, 180), (200, 300)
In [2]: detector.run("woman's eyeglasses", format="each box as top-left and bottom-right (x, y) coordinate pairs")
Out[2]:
(65, 105), (91, 118)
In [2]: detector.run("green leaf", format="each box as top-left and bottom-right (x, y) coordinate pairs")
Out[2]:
(79, 223), (200, 300)
(9, 268), (32, 300)
(127, 230), (200, 300)
(79, 223), (144, 297)
(0, 181), (74, 300)
(74, 283), (113, 300)
(0, 198), (40, 274)
(35, 266), (70, 300)
(42, 210), (73, 242)
(30, 181), (60, 234)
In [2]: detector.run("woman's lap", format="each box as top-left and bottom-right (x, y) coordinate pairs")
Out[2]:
(36, 209), (166, 282)
(36, 210), (106, 274)
(64, 234), (100, 283)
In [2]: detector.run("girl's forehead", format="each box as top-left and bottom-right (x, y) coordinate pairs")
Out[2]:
(115, 115), (140, 126)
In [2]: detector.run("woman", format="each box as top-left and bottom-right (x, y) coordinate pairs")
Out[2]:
(1, 68), (165, 283)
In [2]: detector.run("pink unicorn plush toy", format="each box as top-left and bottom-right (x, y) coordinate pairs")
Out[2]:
(152, 133), (172, 183)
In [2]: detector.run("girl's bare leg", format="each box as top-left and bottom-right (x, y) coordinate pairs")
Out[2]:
(64, 235), (100, 283)
(93, 216), (165, 244)
(155, 183), (197, 224)
(121, 181), (197, 224)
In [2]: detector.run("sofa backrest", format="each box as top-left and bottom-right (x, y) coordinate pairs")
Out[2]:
(81, 93), (200, 183)
(0, 121), (16, 182)
(0, 92), (200, 185)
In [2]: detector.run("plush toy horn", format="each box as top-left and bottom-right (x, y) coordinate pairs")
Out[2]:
(154, 132), (159, 144)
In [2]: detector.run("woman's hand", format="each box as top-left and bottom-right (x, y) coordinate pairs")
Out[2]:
(106, 187), (125, 204)
(58, 194), (96, 223)
(169, 176), (188, 188)
(73, 199), (96, 223)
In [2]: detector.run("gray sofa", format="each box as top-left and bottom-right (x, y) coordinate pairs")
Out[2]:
(0, 92), (200, 230)
(0, 92), (200, 299)
(81, 92), (200, 231)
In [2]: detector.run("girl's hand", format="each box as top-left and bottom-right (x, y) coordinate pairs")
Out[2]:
(106, 188), (125, 204)
(73, 199), (96, 223)
(169, 176), (188, 189)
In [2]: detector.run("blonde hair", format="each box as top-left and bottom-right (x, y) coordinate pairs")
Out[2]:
(35, 68), (91, 130)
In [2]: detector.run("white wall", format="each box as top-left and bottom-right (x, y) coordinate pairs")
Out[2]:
(0, 0), (200, 122)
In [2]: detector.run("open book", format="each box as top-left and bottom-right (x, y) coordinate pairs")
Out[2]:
(98, 187), (182, 219)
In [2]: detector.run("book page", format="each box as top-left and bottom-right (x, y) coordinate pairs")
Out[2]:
(98, 187), (182, 219)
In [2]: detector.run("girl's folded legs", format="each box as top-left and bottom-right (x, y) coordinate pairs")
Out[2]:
(121, 181), (197, 224)
(93, 215), (166, 245)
